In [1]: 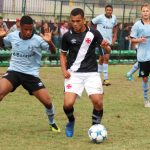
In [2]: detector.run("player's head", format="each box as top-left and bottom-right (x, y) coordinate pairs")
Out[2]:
(141, 3), (150, 20)
(105, 4), (113, 18)
(20, 15), (33, 39)
(70, 8), (85, 33)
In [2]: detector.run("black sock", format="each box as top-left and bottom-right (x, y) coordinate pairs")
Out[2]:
(92, 109), (103, 125)
(63, 106), (75, 122)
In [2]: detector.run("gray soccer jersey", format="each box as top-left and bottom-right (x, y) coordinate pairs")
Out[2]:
(92, 14), (117, 44)
(130, 20), (150, 62)
(3, 31), (50, 77)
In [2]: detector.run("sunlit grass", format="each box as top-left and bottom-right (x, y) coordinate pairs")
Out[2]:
(0, 65), (150, 150)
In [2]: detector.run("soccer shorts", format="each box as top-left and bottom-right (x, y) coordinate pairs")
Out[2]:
(2, 71), (45, 95)
(64, 71), (103, 96)
(139, 61), (150, 77)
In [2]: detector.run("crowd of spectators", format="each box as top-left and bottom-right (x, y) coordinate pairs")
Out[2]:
(0, 16), (133, 50)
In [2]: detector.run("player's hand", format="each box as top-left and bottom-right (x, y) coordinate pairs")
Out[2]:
(138, 37), (146, 43)
(63, 70), (71, 79)
(101, 39), (111, 54)
(0, 30), (7, 37)
(40, 31), (52, 43)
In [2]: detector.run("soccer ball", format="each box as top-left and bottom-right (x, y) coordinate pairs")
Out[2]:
(88, 124), (107, 143)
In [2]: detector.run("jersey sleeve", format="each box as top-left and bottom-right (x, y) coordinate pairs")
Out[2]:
(3, 33), (12, 48)
(91, 15), (102, 25)
(61, 33), (69, 52)
(130, 22), (138, 39)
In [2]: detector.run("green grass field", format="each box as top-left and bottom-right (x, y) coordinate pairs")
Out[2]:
(0, 65), (150, 150)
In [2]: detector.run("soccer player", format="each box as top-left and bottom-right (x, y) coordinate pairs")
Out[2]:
(91, 4), (117, 86)
(0, 15), (60, 132)
(130, 3), (150, 107)
(60, 8), (111, 137)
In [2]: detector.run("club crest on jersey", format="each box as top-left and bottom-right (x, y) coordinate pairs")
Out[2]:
(66, 84), (72, 89)
(71, 39), (76, 44)
(85, 38), (92, 44)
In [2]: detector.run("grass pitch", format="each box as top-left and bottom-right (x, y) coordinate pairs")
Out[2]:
(0, 65), (150, 150)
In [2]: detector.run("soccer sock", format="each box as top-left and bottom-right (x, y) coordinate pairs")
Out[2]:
(92, 109), (103, 125)
(98, 64), (103, 73)
(103, 63), (108, 80)
(45, 105), (55, 125)
(142, 80), (149, 100)
(63, 106), (75, 122)
(127, 62), (139, 76)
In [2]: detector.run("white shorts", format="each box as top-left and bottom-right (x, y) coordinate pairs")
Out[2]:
(64, 71), (103, 96)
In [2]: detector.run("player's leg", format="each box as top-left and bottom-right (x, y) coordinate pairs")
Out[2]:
(139, 62), (150, 107)
(63, 92), (77, 137)
(0, 78), (13, 101)
(0, 71), (20, 101)
(63, 72), (84, 137)
(85, 72), (104, 125)
(126, 61), (139, 81)
(22, 74), (60, 132)
(103, 53), (111, 86)
(33, 88), (60, 132)
(90, 94), (103, 125)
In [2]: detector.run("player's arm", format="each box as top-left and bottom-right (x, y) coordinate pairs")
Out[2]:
(60, 33), (70, 79)
(101, 40), (111, 54)
(112, 25), (118, 46)
(130, 37), (146, 44)
(60, 52), (70, 79)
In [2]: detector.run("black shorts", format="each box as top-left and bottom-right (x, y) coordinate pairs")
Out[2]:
(2, 71), (45, 95)
(139, 61), (150, 77)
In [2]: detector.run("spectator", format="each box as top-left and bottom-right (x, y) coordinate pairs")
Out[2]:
(8, 18), (20, 33)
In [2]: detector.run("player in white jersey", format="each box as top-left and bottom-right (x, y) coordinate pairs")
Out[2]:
(0, 16), (60, 132)
(130, 3), (150, 107)
(60, 8), (111, 137)
(91, 4), (117, 86)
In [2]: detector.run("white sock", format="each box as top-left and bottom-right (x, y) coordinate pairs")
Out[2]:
(103, 63), (108, 80)
(45, 105), (55, 125)
(98, 64), (103, 73)
(127, 62), (139, 76)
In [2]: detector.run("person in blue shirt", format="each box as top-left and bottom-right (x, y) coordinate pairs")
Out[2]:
(91, 4), (117, 86)
(130, 3), (150, 108)
(0, 15), (60, 132)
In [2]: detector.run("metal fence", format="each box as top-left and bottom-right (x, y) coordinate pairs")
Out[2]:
(1, 0), (146, 23)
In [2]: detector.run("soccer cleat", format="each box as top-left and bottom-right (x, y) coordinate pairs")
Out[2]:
(144, 101), (150, 108)
(50, 123), (61, 132)
(65, 121), (75, 137)
(102, 79), (111, 86)
(126, 73), (133, 81)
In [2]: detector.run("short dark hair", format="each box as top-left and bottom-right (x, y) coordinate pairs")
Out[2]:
(105, 4), (113, 10)
(70, 8), (84, 18)
(20, 15), (33, 25)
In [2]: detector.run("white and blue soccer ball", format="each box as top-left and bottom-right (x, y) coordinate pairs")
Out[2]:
(88, 124), (107, 143)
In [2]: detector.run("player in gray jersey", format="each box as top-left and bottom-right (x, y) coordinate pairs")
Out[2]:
(91, 4), (117, 86)
(0, 15), (60, 132)
(130, 3), (150, 108)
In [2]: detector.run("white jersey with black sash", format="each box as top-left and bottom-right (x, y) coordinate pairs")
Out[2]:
(61, 27), (103, 72)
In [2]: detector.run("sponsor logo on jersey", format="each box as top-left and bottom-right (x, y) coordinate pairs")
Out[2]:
(38, 82), (43, 87)
(71, 39), (76, 44)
